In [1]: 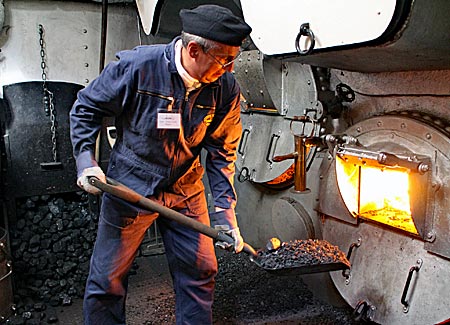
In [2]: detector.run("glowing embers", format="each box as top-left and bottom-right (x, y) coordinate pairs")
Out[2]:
(336, 156), (418, 235)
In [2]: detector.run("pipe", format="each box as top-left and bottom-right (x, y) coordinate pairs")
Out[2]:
(95, 0), (108, 163)
(99, 0), (108, 73)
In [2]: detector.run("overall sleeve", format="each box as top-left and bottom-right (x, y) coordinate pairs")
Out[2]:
(70, 52), (133, 177)
(203, 79), (242, 229)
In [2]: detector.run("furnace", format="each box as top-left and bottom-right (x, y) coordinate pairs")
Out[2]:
(319, 113), (450, 323)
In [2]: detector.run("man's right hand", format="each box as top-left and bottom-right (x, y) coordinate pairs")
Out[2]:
(77, 166), (106, 195)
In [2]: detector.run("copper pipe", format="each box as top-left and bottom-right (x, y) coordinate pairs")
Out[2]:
(272, 135), (309, 193)
(294, 135), (307, 192)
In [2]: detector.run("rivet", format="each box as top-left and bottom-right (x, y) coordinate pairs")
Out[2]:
(426, 133), (432, 139)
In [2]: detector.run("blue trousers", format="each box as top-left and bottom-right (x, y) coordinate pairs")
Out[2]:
(83, 189), (218, 324)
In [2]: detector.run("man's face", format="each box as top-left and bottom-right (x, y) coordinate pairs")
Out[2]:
(193, 44), (241, 83)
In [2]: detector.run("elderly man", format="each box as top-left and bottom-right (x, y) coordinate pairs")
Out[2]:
(70, 4), (251, 325)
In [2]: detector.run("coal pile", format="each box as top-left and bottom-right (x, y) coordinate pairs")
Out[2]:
(213, 251), (361, 325)
(5, 192), (98, 324)
(256, 239), (350, 274)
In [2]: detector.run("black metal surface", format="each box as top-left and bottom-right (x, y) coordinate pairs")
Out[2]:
(0, 98), (6, 203)
(1, 81), (84, 198)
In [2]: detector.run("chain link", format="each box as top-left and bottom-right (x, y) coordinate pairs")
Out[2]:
(39, 24), (59, 163)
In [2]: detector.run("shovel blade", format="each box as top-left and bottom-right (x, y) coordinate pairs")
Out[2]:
(250, 238), (351, 276)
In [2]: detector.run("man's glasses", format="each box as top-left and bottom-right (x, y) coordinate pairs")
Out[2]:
(203, 49), (242, 69)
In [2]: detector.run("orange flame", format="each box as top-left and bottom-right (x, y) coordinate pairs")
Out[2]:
(336, 156), (418, 234)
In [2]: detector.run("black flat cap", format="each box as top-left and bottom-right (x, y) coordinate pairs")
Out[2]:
(180, 4), (252, 46)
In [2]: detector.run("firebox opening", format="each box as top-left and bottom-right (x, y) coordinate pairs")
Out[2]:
(335, 156), (419, 235)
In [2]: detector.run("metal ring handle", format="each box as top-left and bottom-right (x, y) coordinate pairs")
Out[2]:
(295, 23), (315, 55)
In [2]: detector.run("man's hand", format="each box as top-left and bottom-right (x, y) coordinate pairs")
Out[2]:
(227, 227), (244, 253)
(215, 226), (244, 253)
(77, 166), (106, 195)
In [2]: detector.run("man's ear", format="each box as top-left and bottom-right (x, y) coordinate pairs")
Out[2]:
(186, 41), (201, 59)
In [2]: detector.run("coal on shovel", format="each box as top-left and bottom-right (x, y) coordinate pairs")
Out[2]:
(89, 177), (350, 275)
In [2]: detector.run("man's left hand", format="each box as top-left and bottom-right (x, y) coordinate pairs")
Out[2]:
(215, 226), (244, 253)
(227, 227), (244, 253)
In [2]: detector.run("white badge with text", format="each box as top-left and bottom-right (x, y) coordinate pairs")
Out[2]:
(157, 112), (181, 129)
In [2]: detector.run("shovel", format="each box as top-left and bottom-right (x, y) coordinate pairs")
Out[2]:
(89, 176), (258, 257)
(88, 177), (350, 275)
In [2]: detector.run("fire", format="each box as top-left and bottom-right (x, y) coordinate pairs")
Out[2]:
(336, 156), (419, 235)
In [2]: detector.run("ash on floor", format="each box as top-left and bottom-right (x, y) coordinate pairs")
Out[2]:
(55, 250), (362, 325)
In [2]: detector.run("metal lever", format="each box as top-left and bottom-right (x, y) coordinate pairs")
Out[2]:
(377, 152), (430, 173)
(336, 146), (430, 173)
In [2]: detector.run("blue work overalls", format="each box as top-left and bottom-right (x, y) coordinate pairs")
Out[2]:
(70, 37), (242, 324)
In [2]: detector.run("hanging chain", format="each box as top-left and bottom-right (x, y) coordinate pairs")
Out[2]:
(39, 24), (49, 115)
(39, 24), (59, 163)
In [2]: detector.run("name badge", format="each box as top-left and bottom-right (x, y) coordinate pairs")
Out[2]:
(157, 112), (181, 129)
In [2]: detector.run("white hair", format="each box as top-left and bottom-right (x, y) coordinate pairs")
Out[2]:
(180, 31), (221, 52)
